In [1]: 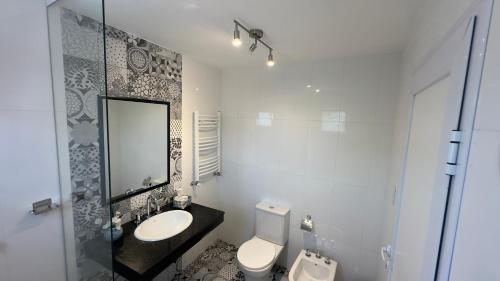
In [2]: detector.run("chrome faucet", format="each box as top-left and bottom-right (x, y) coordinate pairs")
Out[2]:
(142, 176), (152, 187)
(146, 195), (158, 218)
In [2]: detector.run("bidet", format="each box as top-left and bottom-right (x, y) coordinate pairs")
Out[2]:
(289, 249), (337, 281)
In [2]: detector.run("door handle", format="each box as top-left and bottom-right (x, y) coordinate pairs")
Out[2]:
(381, 245), (392, 271)
(29, 198), (59, 215)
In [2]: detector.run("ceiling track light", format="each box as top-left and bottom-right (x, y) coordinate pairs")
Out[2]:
(232, 20), (275, 67)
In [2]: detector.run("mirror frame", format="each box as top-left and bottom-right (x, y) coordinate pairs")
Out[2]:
(98, 96), (171, 204)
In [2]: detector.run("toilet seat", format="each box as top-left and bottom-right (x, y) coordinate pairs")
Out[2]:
(237, 238), (276, 270)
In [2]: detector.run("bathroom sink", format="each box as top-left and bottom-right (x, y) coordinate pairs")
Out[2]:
(134, 210), (193, 242)
(289, 249), (337, 281)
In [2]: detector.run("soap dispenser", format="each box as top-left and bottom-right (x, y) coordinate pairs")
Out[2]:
(112, 211), (123, 231)
(103, 211), (124, 241)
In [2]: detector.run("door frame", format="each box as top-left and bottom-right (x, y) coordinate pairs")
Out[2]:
(387, 0), (493, 280)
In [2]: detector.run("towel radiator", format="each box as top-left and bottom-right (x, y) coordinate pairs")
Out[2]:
(191, 111), (221, 186)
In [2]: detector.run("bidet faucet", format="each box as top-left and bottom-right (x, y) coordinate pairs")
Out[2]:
(314, 249), (321, 259)
(325, 257), (331, 265)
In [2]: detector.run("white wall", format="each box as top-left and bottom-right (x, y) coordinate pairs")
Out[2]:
(404, 0), (477, 73)
(181, 56), (223, 267)
(219, 53), (401, 281)
(389, 0), (477, 186)
(389, 0), (500, 280)
(0, 0), (66, 280)
(387, 0), (477, 197)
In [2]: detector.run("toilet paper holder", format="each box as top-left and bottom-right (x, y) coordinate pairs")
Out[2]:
(301, 214), (314, 232)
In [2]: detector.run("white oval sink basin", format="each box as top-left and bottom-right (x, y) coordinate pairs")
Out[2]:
(134, 210), (193, 242)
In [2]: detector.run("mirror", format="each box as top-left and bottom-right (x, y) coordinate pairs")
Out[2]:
(100, 97), (170, 202)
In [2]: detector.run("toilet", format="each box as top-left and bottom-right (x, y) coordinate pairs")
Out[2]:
(237, 202), (290, 281)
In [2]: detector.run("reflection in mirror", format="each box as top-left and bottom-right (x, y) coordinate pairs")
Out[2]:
(100, 97), (170, 202)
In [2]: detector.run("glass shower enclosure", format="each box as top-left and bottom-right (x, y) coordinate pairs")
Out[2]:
(47, 0), (113, 280)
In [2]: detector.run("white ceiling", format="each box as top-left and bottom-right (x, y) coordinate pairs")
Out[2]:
(105, 0), (424, 69)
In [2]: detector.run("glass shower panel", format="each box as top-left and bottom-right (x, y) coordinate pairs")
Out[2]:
(47, 1), (113, 280)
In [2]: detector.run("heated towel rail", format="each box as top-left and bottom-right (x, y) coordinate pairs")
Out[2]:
(191, 111), (221, 186)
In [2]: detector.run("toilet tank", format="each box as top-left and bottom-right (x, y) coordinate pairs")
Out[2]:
(255, 202), (290, 245)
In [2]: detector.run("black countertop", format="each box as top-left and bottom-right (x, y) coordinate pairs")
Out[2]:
(87, 203), (224, 281)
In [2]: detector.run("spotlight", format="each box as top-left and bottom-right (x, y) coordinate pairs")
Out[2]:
(267, 51), (275, 67)
(249, 39), (258, 52)
(232, 25), (242, 47)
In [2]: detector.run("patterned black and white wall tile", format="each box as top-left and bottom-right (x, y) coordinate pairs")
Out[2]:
(104, 23), (183, 222)
(60, 9), (109, 279)
(60, 7), (183, 280)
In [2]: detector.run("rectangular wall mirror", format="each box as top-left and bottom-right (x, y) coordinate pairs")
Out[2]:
(99, 97), (170, 203)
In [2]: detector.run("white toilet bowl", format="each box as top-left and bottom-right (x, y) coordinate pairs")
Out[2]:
(237, 236), (284, 281)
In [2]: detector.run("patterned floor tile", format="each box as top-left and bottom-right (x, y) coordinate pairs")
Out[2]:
(176, 240), (289, 281)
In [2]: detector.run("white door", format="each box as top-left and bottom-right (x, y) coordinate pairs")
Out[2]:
(386, 1), (492, 280)
(0, 1), (66, 281)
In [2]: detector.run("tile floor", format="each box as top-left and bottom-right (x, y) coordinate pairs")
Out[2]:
(174, 240), (288, 281)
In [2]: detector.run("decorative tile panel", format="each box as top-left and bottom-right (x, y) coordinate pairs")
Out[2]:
(60, 8), (182, 281)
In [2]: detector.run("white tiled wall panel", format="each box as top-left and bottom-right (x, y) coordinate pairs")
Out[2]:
(219, 53), (401, 281)
(181, 56), (223, 267)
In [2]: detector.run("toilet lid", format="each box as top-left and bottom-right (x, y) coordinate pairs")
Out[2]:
(237, 239), (275, 270)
